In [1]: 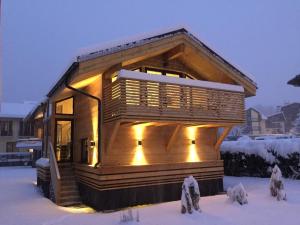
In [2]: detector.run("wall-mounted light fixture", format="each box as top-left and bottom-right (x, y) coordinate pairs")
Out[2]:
(90, 140), (96, 148)
(137, 140), (142, 146)
(191, 140), (196, 145)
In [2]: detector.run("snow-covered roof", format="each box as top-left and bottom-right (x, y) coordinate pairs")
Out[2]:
(118, 70), (244, 93)
(0, 102), (37, 119)
(47, 27), (257, 97)
(76, 27), (256, 87)
(248, 107), (268, 120)
(16, 138), (42, 149)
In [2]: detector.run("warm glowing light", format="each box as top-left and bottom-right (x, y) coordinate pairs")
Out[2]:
(134, 125), (144, 141)
(186, 127), (200, 162)
(59, 205), (95, 214)
(131, 145), (147, 165)
(131, 124), (149, 165)
(132, 122), (153, 140)
(187, 144), (200, 162)
(34, 112), (43, 119)
(72, 75), (100, 89)
(187, 127), (196, 140)
(90, 114), (98, 166)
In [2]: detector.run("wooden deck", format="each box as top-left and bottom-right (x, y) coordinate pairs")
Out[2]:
(103, 77), (245, 123)
(74, 160), (224, 191)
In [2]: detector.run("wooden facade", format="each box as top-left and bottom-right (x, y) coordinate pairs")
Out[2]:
(34, 28), (256, 210)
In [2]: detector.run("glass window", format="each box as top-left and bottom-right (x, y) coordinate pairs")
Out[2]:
(146, 70), (163, 75)
(6, 142), (16, 152)
(55, 97), (73, 115)
(111, 72), (118, 83)
(0, 121), (13, 136)
(166, 73), (180, 78)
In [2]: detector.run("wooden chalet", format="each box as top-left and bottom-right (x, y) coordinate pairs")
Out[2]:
(35, 28), (257, 210)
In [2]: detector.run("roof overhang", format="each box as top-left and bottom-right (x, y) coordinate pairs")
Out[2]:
(45, 28), (257, 98)
(287, 75), (300, 87)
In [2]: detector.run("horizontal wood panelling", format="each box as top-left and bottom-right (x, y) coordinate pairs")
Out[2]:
(102, 124), (218, 166)
(103, 77), (245, 123)
(74, 161), (224, 190)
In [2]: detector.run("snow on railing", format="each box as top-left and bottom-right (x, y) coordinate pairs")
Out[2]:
(118, 70), (244, 93)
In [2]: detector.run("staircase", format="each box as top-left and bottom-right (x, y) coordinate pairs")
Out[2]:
(58, 163), (81, 206)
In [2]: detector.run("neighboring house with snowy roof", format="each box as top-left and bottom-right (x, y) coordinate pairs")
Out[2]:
(265, 112), (286, 134)
(264, 103), (300, 134)
(0, 102), (36, 152)
(33, 27), (257, 209)
(243, 108), (267, 135)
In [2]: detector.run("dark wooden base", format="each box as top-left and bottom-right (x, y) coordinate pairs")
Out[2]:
(37, 177), (50, 198)
(78, 178), (223, 211)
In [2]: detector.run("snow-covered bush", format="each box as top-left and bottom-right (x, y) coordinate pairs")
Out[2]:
(227, 183), (248, 205)
(181, 175), (201, 214)
(221, 138), (300, 178)
(120, 208), (140, 223)
(270, 165), (287, 201)
(237, 135), (252, 141)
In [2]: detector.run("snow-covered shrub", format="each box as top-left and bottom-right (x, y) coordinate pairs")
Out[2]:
(227, 183), (248, 205)
(221, 138), (300, 178)
(270, 165), (287, 201)
(181, 175), (201, 214)
(120, 208), (140, 223)
(237, 135), (252, 141)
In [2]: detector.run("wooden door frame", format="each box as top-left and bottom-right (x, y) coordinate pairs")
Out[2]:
(54, 118), (74, 162)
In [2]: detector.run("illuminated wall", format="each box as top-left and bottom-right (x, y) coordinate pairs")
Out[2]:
(131, 124), (148, 165)
(186, 126), (200, 162)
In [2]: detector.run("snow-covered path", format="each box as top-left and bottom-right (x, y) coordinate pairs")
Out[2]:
(1, 166), (300, 225)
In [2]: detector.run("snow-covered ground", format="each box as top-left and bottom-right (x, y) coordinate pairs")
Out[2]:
(1, 166), (300, 225)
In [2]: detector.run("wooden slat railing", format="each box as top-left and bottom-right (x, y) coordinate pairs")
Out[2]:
(103, 77), (245, 123)
(49, 142), (61, 205)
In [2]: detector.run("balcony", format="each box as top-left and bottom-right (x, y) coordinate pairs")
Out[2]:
(103, 70), (245, 124)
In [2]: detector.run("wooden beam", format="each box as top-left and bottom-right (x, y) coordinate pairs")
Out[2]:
(214, 126), (232, 153)
(166, 125), (181, 152)
(103, 63), (122, 79)
(105, 121), (120, 153)
(163, 44), (185, 61)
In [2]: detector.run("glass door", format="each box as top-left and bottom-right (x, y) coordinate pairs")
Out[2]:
(55, 119), (73, 162)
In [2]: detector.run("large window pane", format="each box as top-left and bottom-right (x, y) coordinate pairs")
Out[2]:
(146, 70), (162, 75)
(55, 98), (73, 115)
(0, 121), (13, 136)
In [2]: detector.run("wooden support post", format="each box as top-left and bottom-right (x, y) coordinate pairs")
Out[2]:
(166, 125), (181, 152)
(105, 121), (120, 153)
(214, 126), (232, 159)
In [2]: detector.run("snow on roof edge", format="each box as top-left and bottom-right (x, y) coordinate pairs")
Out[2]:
(75, 25), (256, 88)
(118, 69), (244, 93)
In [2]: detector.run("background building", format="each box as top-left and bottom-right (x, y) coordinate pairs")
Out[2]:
(0, 102), (36, 152)
(243, 108), (267, 135)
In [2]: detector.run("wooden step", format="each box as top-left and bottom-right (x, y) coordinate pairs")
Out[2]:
(60, 189), (79, 197)
(57, 163), (81, 207)
(60, 174), (76, 180)
(61, 185), (79, 192)
(60, 194), (81, 202)
(60, 200), (82, 207)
